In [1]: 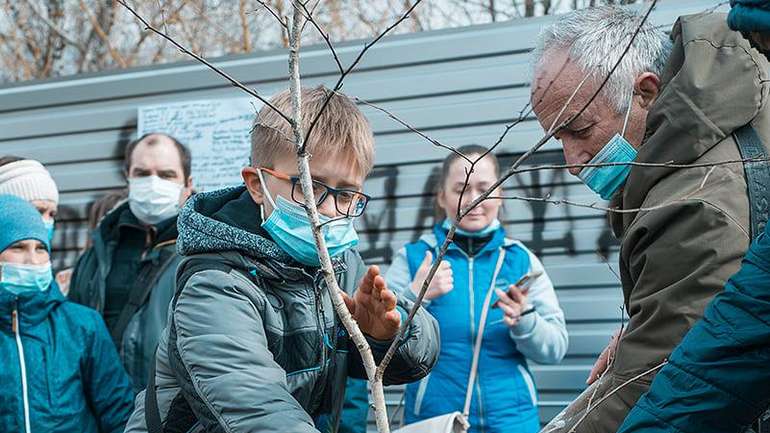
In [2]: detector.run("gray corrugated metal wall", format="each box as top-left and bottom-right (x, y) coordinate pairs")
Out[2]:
(0, 1), (724, 429)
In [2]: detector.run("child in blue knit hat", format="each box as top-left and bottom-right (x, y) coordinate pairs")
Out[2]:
(0, 194), (135, 433)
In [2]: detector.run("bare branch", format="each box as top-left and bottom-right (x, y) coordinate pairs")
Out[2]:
(79, 0), (127, 68)
(21, 0), (85, 53)
(302, 0), (425, 150)
(117, 0), (293, 125)
(255, 0), (289, 30)
(352, 95), (472, 163)
(565, 361), (668, 433)
(511, 156), (770, 176)
(285, 2), (389, 431)
(298, 1), (345, 74)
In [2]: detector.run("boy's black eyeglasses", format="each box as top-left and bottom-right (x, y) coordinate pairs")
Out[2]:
(260, 167), (371, 217)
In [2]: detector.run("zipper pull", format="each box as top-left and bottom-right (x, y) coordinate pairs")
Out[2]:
(12, 309), (18, 334)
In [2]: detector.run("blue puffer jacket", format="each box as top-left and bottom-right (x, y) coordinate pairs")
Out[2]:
(618, 223), (770, 433)
(386, 224), (568, 433)
(0, 283), (135, 433)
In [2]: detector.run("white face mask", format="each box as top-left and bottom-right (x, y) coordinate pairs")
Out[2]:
(128, 175), (184, 225)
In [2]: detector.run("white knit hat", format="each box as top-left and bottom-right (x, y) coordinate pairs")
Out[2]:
(0, 159), (59, 205)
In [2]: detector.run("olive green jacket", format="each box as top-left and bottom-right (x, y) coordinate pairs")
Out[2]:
(542, 12), (770, 433)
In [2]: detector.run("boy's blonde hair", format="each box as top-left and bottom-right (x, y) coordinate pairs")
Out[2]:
(251, 86), (375, 177)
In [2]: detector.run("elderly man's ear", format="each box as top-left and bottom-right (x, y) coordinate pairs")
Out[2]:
(634, 72), (661, 109)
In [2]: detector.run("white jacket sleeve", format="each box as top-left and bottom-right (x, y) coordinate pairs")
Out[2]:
(508, 248), (569, 364)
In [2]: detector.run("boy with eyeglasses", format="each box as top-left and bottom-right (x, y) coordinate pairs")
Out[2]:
(124, 86), (440, 433)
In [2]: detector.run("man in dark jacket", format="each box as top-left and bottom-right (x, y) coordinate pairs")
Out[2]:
(617, 7), (770, 433)
(69, 133), (193, 391)
(531, 6), (769, 433)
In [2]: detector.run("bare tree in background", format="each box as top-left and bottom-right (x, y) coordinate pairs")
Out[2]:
(1, 0), (641, 83)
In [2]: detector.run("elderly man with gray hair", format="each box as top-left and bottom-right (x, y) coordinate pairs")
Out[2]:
(530, 5), (770, 433)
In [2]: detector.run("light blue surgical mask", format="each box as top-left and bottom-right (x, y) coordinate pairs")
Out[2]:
(442, 218), (501, 238)
(258, 170), (359, 266)
(0, 262), (53, 295)
(42, 218), (55, 243)
(577, 95), (638, 200)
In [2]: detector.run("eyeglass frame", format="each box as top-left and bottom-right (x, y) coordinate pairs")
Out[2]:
(258, 167), (371, 217)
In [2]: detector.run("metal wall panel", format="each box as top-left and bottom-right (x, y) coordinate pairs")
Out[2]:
(0, 1), (724, 428)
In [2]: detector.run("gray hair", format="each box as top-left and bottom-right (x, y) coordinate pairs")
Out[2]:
(531, 5), (672, 113)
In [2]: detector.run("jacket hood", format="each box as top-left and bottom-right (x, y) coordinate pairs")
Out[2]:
(177, 186), (295, 263)
(623, 12), (769, 211)
(0, 283), (65, 330)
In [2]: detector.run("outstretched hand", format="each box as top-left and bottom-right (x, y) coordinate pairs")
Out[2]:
(343, 265), (402, 341)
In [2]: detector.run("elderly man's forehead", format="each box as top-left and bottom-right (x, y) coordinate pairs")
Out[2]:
(532, 50), (586, 101)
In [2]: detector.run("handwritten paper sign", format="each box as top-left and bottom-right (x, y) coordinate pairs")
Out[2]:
(138, 97), (262, 191)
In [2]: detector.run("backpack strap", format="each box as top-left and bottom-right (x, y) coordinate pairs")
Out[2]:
(144, 258), (236, 433)
(734, 123), (770, 239)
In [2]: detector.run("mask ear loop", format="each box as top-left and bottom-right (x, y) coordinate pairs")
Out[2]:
(256, 169), (277, 220)
(621, 92), (634, 138)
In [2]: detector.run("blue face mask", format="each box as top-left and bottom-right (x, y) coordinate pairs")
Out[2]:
(258, 171), (359, 266)
(577, 96), (638, 200)
(442, 218), (501, 238)
(42, 218), (55, 243)
(0, 262), (53, 295)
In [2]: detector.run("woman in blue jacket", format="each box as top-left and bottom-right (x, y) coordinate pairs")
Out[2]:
(0, 194), (134, 433)
(386, 145), (569, 433)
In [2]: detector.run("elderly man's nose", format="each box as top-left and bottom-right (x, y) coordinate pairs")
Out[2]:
(562, 143), (585, 176)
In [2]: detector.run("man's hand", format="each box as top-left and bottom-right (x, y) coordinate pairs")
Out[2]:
(494, 285), (529, 327)
(587, 328), (622, 384)
(410, 251), (453, 301)
(343, 265), (401, 341)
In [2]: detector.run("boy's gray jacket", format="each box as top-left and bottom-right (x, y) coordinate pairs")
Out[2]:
(124, 186), (439, 433)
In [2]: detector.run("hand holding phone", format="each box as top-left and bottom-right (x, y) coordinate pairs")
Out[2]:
(491, 271), (542, 326)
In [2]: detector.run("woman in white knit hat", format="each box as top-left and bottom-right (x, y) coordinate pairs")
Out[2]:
(0, 156), (71, 294)
(0, 156), (60, 241)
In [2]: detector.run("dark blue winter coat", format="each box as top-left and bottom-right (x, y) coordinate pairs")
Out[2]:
(617, 223), (770, 433)
(0, 284), (135, 433)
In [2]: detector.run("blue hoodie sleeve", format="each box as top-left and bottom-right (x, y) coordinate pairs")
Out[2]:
(83, 312), (135, 433)
(618, 228), (770, 433)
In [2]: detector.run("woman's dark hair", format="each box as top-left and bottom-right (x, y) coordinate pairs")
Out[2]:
(434, 144), (501, 219)
(0, 155), (24, 167)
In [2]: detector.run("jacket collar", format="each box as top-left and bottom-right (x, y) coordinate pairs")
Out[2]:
(429, 222), (507, 256)
(0, 284), (64, 331)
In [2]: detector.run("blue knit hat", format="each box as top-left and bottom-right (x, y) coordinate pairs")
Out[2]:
(0, 194), (50, 254)
(729, 0), (770, 33)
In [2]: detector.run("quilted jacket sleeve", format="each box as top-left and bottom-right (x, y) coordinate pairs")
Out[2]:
(618, 227), (770, 433)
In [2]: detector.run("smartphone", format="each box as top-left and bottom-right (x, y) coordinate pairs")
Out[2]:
(491, 270), (543, 309)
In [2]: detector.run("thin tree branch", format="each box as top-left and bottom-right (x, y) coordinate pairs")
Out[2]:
(118, 0), (292, 125)
(79, 0), (127, 68)
(302, 0), (425, 151)
(565, 361), (668, 433)
(298, 1), (345, 74)
(285, 2), (389, 431)
(352, 95), (472, 163)
(21, 0), (85, 53)
(255, 0), (289, 30)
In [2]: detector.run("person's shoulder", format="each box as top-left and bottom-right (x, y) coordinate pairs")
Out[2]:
(54, 300), (105, 332)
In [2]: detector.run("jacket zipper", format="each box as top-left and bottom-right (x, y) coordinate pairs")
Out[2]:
(463, 251), (488, 433)
(12, 307), (32, 433)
